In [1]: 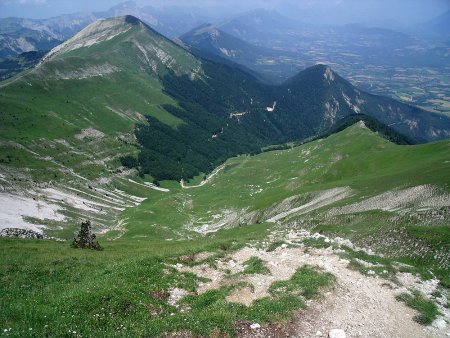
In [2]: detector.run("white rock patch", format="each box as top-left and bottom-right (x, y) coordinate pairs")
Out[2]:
(0, 193), (65, 232)
(329, 185), (450, 215)
(267, 187), (351, 223)
(75, 127), (105, 140)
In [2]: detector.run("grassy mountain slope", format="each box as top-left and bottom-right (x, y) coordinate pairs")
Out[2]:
(122, 123), (450, 242)
(1, 123), (449, 337)
(0, 15), (204, 234)
(120, 122), (450, 291)
(0, 16), (200, 179)
(1, 15), (449, 234)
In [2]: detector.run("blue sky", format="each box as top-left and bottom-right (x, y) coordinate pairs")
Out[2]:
(0, 0), (124, 18)
(0, 0), (448, 23)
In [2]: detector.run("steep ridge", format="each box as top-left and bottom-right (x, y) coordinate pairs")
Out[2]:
(154, 62), (450, 181)
(316, 114), (415, 145)
(277, 65), (450, 142)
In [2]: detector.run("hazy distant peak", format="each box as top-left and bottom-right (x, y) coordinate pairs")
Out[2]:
(109, 1), (138, 11)
(239, 8), (284, 17)
(191, 23), (218, 34)
(309, 63), (336, 76)
(236, 8), (291, 23)
(190, 24), (221, 39)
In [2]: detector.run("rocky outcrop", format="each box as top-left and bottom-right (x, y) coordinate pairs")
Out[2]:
(0, 228), (46, 239)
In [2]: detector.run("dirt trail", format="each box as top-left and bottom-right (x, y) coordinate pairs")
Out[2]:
(290, 259), (431, 338)
(178, 232), (448, 338)
(180, 164), (225, 189)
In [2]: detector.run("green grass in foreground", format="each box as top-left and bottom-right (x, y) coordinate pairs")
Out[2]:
(396, 290), (441, 325)
(0, 223), (333, 337)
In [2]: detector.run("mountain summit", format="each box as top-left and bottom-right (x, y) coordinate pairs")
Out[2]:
(41, 16), (142, 61)
(35, 15), (202, 80)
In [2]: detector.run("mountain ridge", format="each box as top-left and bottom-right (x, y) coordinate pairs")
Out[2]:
(1, 16), (449, 186)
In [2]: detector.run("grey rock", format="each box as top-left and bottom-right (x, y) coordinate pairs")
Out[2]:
(432, 318), (446, 330)
(329, 329), (346, 338)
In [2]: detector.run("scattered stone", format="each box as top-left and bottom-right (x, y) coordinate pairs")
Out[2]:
(432, 318), (447, 330)
(0, 228), (46, 239)
(250, 323), (261, 330)
(75, 127), (105, 140)
(228, 259), (236, 268)
(329, 329), (346, 338)
(167, 288), (188, 307)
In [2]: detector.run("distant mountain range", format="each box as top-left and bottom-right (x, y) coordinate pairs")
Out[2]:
(0, 1), (211, 60)
(1, 2), (449, 88)
(178, 23), (281, 82)
(0, 13), (95, 59)
(1, 15), (449, 184)
(419, 10), (450, 43)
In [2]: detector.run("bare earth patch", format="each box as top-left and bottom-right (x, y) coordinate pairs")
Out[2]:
(176, 231), (449, 337)
(74, 127), (105, 140)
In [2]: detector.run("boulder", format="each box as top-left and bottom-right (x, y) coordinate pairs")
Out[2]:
(329, 329), (346, 338)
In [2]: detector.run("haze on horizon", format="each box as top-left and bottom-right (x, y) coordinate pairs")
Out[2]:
(0, 0), (449, 28)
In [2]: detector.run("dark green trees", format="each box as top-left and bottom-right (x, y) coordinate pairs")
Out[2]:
(71, 220), (102, 250)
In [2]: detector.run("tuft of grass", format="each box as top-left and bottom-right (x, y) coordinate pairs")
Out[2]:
(270, 265), (334, 299)
(302, 238), (331, 249)
(266, 240), (285, 252)
(338, 246), (397, 279)
(245, 295), (305, 323)
(396, 290), (440, 325)
(243, 257), (271, 275)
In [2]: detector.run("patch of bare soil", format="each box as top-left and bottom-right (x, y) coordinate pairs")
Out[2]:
(176, 231), (449, 338)
(290, 264), (430, 338)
